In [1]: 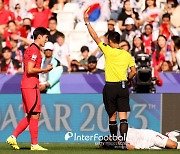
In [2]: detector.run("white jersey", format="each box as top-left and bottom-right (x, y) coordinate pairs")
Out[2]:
(126, 128), (168, 149)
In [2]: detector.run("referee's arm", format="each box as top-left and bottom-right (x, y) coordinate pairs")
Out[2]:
(128, 66), (136, 80)
(84, 12), (101, 45)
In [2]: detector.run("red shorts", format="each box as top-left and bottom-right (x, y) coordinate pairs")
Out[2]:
(21, 88), (41, 113)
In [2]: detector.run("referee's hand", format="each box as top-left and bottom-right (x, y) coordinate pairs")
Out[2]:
(84, 10), (89, 23)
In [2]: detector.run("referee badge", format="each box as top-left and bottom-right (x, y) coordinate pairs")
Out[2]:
(31, 54), (37, 61)
(103, 43), (107, 46)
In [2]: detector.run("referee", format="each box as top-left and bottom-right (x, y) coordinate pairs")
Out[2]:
(84, 13), (136, 149)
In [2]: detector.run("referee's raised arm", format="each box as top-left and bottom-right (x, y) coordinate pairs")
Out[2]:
(84, 12), (101, 45)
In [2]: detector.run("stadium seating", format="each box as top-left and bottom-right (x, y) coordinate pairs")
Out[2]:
(68, 31), (89, 60)
(57, 12), (75, 23)
(63, 3), (79, 14)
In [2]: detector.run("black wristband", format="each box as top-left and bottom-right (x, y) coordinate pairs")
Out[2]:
(85, 22), (90, 26)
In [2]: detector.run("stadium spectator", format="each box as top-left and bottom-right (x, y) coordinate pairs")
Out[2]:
(0, 20), (21, 48)
(140, 0), (162, 41)
(87, 56), (104, 74)
(48, 17), (60, 44)
(159, 13), (178, 40)
(51, 0), (66, 13)
(171, 36), (180, 71)
(119, 40), (131, 51)
(70, 59), (79, 72)
(169, 0), (180, 30)
(9, 37), (23, 63)
(21, 17), (35, 42)
(142, 24), (154, 54)
(53, 31), (71, 72)
(9, 0), (36, 11)
(118, 0), (140, 32)
(0, 46), (22, 74)
(158, 35), (173, 62)
(13, 3), (28, 26)
(0, 0), (15, 25)
(161, 60), (173, 72)
(131, 35), (145, 58)
(109, 0), (123, 21)
(28, 0), (52, 28)
(130, 0), (144, 14)
(104, 19), (116, 36)
(120, 17), (139, 49)
(84, 12), (136, 149)
(152, 35), (166, 71)
(79, 45), (89, 65)
(39, 41), (63, 94)
(48, 0), (57, 9)
(88, 35), (108, 71)
(163, 0), (179, 15)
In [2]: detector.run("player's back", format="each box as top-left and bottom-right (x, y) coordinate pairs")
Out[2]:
(126, 128), (157, 149)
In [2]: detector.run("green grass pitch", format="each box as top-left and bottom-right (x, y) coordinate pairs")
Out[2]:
(0, 143), (180, 154)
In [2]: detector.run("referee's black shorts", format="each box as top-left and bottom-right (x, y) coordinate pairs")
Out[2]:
(103, 81), (130, 117)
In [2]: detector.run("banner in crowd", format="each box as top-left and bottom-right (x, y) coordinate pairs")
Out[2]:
(0, 94), (161, 142)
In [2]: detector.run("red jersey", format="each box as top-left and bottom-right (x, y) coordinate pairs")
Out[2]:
(21, 43), (42, 88)
(152, 51), (165, 69)
(0, 8), (15, 25)
(142, 34), (152, 55)
(28, 8), (52, 28)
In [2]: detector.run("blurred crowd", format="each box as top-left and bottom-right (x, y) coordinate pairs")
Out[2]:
(0, 0), (180, 75)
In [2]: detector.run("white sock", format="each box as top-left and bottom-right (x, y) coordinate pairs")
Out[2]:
(11, 135), (16, 140)
(177, 142), (180, 149)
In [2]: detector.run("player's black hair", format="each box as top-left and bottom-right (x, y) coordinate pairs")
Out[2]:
(33, 27), (50, 40)
(162, 13), (171, 19)
(80, 46), (89, 53)
(49, 17), (57, 23)
(108, 31), (120, 44)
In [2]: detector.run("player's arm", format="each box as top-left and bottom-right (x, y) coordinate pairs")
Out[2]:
(84, 12), (101, 45)
(27, 62), (53, 74)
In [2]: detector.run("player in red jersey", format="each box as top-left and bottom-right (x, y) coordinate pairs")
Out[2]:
(6, 27), (53, 151)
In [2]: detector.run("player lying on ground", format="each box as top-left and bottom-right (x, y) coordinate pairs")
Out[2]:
(100, 128), (180, 150)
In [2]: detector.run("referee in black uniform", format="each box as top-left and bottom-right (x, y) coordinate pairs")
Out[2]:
(84, 12), (136, 148)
